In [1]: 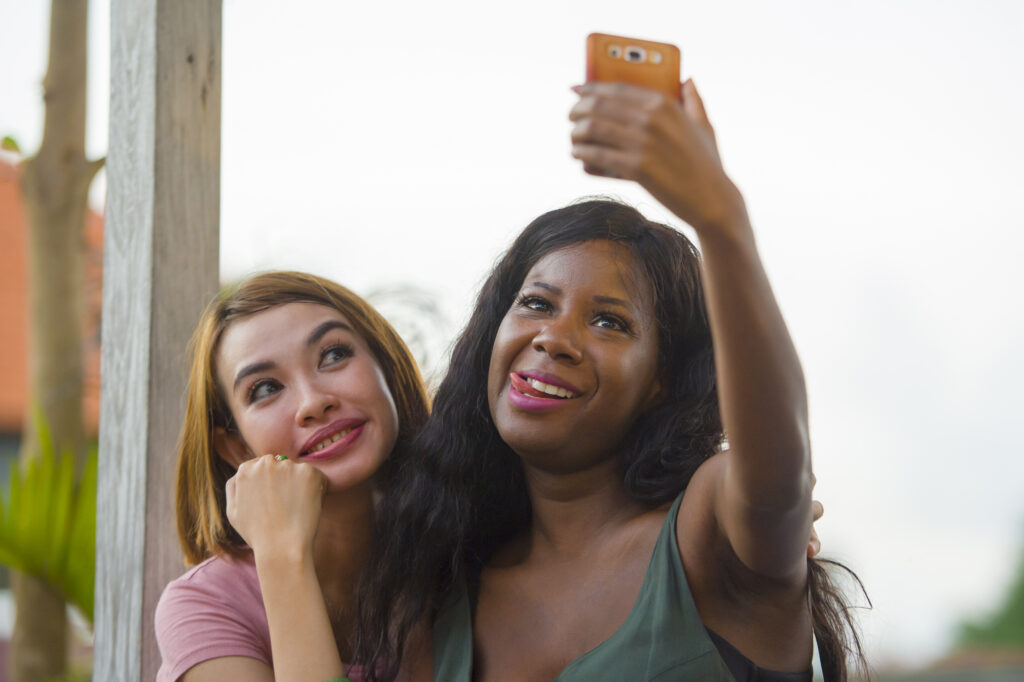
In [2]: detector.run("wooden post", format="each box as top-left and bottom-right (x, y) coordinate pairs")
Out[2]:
(96, 1), (221, 679)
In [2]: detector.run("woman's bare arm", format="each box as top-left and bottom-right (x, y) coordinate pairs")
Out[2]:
(227, 455), (347, 681)
(569, 80), (813, 581)
(183, 656), (276, 682)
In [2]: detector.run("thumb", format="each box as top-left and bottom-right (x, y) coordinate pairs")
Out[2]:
(682, 79), (715, 136)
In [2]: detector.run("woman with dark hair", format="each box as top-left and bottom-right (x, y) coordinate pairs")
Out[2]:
(356, 80), (865, 680)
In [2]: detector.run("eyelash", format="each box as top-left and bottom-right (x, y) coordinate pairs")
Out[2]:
(516, 294), (551, 313)
(515, 295), (634, 334)
(319, 342), (354, 367)
(246, 378), (281, 404)
(593, 312), (632, 334)
(244, 342), (354, 404)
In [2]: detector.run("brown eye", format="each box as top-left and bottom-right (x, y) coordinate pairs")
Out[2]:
(517, 295), (552, 313)
(594, 313), (630, 333)
(248, 378), (281, 403)
(320, 343), (354, 368)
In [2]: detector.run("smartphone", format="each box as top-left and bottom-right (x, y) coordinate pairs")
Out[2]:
(586, 33), (681, 100)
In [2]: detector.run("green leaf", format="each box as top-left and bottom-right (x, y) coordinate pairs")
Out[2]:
(64, 449), (97, 618)
(48, 453), (75, 576)
(0, 420), (97, 622)
(1, 135), (21, 153)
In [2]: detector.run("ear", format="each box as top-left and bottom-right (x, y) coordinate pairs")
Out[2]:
(212, 426), (253, 469)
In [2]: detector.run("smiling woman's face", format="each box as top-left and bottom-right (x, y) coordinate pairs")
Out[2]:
(487, 240), (661, 474)
(213, 301), (399, 493)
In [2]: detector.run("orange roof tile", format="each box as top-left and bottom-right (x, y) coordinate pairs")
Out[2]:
(0, 154), (102, 435)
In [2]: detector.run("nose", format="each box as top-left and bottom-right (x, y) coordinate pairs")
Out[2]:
(294, 379), (339, 425)
(532, 316), (583, 364)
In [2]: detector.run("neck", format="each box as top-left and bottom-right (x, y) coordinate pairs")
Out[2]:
(520, 456), (647, 560)
(311, 484), (375, 629)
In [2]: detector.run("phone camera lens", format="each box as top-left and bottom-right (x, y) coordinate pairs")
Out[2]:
(625, 46), (646, 63)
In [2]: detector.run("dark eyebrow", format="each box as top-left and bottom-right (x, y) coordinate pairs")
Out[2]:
(232, 321), (352, 391)
(527, 283), (635, 312)
(233, 361), (275, 391)
(528, 282), (561, 294)
(593, 295), (634, 311)
(307, 320), (352, 346)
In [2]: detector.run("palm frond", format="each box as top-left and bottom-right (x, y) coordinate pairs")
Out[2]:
(0, 417), (97, 623)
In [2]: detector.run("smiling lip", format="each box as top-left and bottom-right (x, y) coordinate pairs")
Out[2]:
(507, 372), (581, 411)
(298, 418), (366, 460)
(516, 371), (582, 395)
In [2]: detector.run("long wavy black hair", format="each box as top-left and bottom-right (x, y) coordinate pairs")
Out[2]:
(355, 199), (867, 680)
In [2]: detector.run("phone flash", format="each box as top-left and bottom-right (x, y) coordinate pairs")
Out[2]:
(650, 51), (662, 64)
(608, 45), (622, 58)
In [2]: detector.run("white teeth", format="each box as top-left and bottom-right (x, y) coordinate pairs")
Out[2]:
(526, 378), (576, 399)
(306, 428), (352, 454)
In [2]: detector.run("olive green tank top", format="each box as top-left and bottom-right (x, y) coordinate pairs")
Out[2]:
(432, 492), (738, 681)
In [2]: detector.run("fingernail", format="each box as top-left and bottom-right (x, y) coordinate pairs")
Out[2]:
(570, 84), (584, 94)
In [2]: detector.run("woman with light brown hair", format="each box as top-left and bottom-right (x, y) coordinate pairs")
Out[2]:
(155, 271), (429, 682)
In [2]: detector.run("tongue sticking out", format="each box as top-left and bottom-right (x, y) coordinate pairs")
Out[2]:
(521, 384), (553, 399)
(510, 373), (567, 400)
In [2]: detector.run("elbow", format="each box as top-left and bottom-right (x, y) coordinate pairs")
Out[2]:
(732, 431), (813, 513)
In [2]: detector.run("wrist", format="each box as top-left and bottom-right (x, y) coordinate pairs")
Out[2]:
(253, 543), (315, 572)
(691, 178), (750, 237)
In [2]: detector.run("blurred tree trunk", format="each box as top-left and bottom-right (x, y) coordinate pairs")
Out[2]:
(12, 0), (102, 680)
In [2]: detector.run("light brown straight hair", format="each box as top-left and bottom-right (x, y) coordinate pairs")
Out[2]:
(175, 271), (429, 565)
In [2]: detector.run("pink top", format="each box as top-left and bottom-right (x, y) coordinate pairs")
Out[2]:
(155, 551), (365, 681)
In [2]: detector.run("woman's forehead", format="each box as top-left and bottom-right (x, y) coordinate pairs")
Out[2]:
(524, 241), (653, 306)
(216, 302), (356, 368)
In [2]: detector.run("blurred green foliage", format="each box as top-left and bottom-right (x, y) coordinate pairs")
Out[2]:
(0, 416), (96, 623)
(957, 546), (1024, 648)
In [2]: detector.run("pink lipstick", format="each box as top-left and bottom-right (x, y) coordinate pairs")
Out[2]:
(298, 418), (366, 461)
(507, 372), (576, 411)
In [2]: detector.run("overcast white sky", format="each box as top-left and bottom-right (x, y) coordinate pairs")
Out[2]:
(3, 0), (1024, 669)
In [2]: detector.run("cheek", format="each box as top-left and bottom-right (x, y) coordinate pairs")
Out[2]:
(487, 319), (515, 395)
(382, 398), (400, 450)
(630, 348), (661, 408)
(368, 369), (400, 451)
(608, 345), (659, 408)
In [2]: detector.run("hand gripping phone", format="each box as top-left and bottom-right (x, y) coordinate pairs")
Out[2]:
(586, 33), (681, 99)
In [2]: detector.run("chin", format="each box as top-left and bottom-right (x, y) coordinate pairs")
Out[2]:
(318, 456), (384, 495)
(499, 431), (571, 467)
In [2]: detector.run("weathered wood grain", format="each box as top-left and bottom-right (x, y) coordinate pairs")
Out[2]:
(96, 1), (221, 679)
